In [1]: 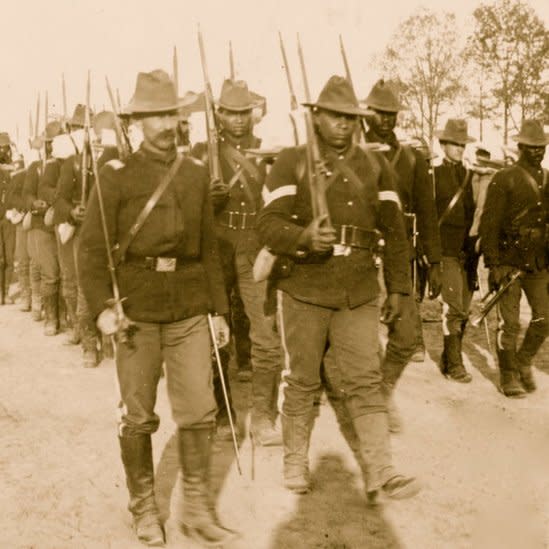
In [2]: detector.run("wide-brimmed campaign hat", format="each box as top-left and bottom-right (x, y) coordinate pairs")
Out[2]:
(303, 75), (370, 116)
(69, 104), (94, 127)
(511, 119), (549, 146)
(43, 120), (63, 142)
(363, 79), (402, 113)
(216, 79), (261, 112)
(123, 70), (192, 115)
(0, 132), (11, 146)
(435, 119), (475, 145)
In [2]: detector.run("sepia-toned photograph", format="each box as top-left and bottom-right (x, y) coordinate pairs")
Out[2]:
(1, 0), (548, 547)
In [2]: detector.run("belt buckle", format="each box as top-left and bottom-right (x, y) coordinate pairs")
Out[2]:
(155, 257), (177, 272)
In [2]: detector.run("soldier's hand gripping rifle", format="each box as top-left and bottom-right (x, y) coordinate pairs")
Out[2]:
(470, 269), (524, 328)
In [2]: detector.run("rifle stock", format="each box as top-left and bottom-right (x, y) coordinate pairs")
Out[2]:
(198, 27), (222, 183)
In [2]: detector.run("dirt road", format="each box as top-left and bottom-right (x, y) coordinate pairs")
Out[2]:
(2, 299), (549, 549)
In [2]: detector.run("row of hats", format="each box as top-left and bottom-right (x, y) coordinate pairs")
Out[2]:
(24, 69), (548, 149)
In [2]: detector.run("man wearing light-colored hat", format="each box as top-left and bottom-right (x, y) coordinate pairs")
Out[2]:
(78, 69), (236, 548)
(363, 79), (442, 432)
(433, 118), (476, 384)
(258, 75), (420, 502)
(191, 79), (282, 446)
(480, 119), (549, 398)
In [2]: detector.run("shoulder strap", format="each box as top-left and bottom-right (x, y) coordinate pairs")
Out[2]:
(114, 154), (183, 265)
(221, 145), (258, 209)
(437, 168), (472, 228)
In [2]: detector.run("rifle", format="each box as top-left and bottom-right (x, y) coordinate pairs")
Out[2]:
(197, 26), (222, 184)
(229, 41), (235, 80)
(278, 32), (300, 146)
(105, 76), (131, 161)
(470, 269), (524, 328)
(42, 91), (48, 171)
(62, 73), (68, 131)
(297, 35), (332, 224)
(338, 35), (368, 142)
(172, 45), (179, 98)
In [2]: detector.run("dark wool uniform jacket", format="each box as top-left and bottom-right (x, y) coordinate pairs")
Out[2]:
(191, 133), (265, 260)
(78, 145), (228, 323)
(479, 158), (548, 271)
(54, 147), (119, 226)
(22, 159), (60, 232)
(257, 143), (412, 309)
(0, 166), (14, 219)
(366, 130), (441, 263)
(5, 167), (27, 212)
(434, 159), (475, 258)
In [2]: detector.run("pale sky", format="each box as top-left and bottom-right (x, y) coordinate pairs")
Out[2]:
(2, 0), (548, 149)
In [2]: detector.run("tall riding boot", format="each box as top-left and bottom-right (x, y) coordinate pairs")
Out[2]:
(18, 265), (31, 312)
(119, 435), (165, 547)
(63, 296), (80, 345)
(353, 413), (420, 503)
(281, 413), (312, 494)
(497, 349), (526, 398)
(43, 294), (59, 336)
(178, 427), (238, 547)
(251, 370), (282, 446)
(81, 319), (99, 368)
(515, 328), (545, 393)
(30, 267), (42, 321)
(439, 334), (472, 383)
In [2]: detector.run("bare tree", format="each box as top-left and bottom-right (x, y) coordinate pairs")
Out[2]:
(374, 8), (465, 143)
(467, 0), (549, 143)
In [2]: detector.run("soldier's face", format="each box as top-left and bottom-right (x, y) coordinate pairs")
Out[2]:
(0, 145), (12, 164)
(441, 142), (465, 163)
(520, 144), (546, 167)
(369, 109), (398, 136)
(139, 113), (177, 153)
(217, 109), (252, 139)
(315, 109), (357, 150)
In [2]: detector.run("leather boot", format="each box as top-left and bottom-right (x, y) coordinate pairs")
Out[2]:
(497, 350), (526, 398)
(81, 321), (99, 368)
(439, 334), (472, 383)
(251, 370), (282, 446)
(353, 413), (420, 503)
(281, 413), (312, 494)
(178, 427), (238, 547)
(63, 296), (80, 345)
(43, 294), (59, 336)
(119, 435), (165, 547)
(18, 272), (31, 311)
(515, 329), (544, 393)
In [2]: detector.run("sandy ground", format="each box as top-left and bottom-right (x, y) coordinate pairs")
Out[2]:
(2, 295), (549, 549)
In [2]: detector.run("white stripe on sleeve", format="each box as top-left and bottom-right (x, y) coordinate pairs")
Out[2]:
(263, 184), (297, 206)
(378, 190), (402, 209)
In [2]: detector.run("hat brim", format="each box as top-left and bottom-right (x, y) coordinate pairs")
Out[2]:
(302, 101), (371, 117)
(121, 97), (190, 116)
(216, 101), (258, 112)
(435, 130), (476, 145)
(363, 101), (402, 113)
(511, 133), (549, 146)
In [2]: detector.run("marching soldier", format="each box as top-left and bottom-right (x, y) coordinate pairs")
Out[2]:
(0, 133), (17, 304)
(363, 80), (442, 432)
(192, 79), (282, 446)
(258, 76), (420, 501)
(79, 70), (237, 547)
(22, 121), (64, 334)
(434, 119), (476, 383)
(480, 120), (549, 398)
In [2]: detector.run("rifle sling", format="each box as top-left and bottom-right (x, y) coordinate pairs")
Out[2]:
(221, 145), (258, 209)
(437, 169), (471, 228)
(113, 154), (183, 266)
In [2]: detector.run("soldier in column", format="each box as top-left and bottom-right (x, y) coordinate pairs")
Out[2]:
(434, 119), (476, 383)
(363, 80), (442, 432)
(79, 70), (237, 547)
(258, 76), (420, 501)
(480, 120), (549, 398)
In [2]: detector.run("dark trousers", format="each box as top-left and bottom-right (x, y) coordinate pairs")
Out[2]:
(441, 256), (472, 336)
(276, 291), (385, 418)
(496, 267), (549, 364)
(27, 228), (59, 298)
(0, 219), (15, 297)
(116, 315), (217, 437)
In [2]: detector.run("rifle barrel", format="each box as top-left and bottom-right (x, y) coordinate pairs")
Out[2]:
(229, 41), (235, 80)
(278, 32), (298, 111)
(105, 76), (131, 161)
(35, 93), (40, 138)
(296, 34), (311, 103)
(172, 45), (179, 98)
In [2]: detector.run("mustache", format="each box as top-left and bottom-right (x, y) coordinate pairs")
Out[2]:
(157, 129), (175, 140)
